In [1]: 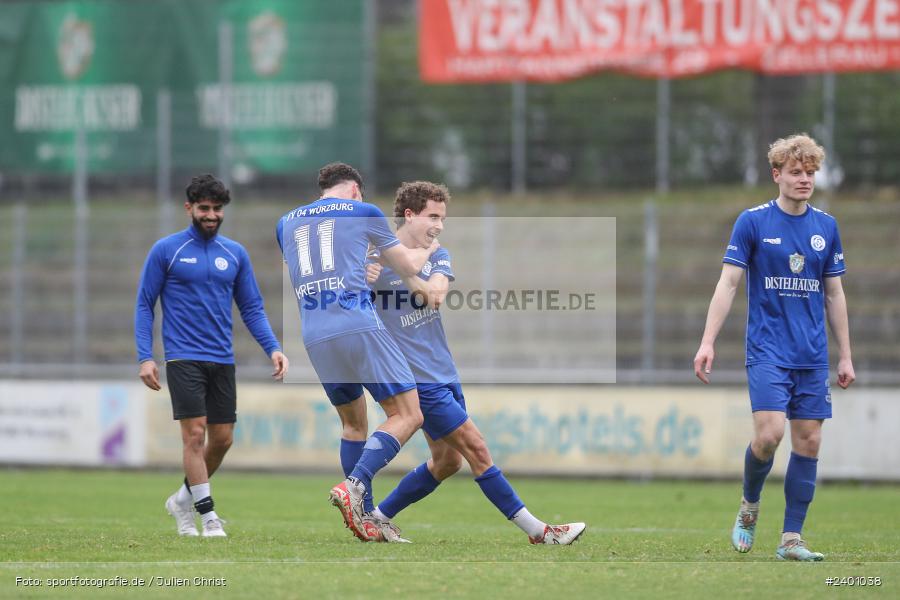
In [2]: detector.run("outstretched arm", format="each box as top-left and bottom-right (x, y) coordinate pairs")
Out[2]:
(693, 263), (744, 384)
(379, 239), (439, 278)
(825, 276), (855, 389)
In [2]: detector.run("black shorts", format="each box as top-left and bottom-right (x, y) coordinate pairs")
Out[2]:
(166, 360), (237, 424)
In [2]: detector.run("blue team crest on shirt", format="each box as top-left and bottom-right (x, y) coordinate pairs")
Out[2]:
(214, 257), (228, 271)
(789, 253), (805, 274)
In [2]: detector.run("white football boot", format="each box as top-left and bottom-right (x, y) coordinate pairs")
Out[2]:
(201, 517), (227, 538)
(365, 513), (411, 543)
(165, 493), (199, 537)
(529, 523), (586, 545)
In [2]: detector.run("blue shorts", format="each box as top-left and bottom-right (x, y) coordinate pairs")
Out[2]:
(418, 382), (468, 440)
(747, 363), (832, 420)
(306, 329), (416, 405)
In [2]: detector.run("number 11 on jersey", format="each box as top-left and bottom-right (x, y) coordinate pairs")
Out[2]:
(293, 219), (335, 277)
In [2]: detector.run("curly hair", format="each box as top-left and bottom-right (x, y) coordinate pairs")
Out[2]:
(318, 162), (363, 193)
(393, 181), (450, 227)
(185, 174), (231, 205)
(768, 134), (825, 171)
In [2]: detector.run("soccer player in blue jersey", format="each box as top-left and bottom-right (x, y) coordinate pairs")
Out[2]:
(362, 181), (585, 545)
(693, 134), (855, 561)
(135, 174), (288, 538)
(276, 163), (438, 541)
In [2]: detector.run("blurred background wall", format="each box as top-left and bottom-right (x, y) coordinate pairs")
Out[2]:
(1, 0), (897, 476)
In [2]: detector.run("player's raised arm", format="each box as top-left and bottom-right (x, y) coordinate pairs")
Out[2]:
(364, 198), (438, 277)
(824, 276), (855, 389)
(379, 239), (439, 278)
(403, 272), (450, 310)
(694, 263), (744, 383)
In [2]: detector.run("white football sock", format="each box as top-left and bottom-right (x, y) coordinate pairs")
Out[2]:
(189, 483), (220, 524)
(372, 507), (388, 522)
(189, 482), (211, 504)
(782, 531), (801, 544)
(175, 482), (193, 506)
(511, 507), (546, 538)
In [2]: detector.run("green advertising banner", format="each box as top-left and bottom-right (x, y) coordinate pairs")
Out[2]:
(0, 0), (364, 175)
(1, 1), (166, 172)
(207, 0), (365, 176)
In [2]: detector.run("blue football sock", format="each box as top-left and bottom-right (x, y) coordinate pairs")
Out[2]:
(339, 439), (365, 477)
(378, 462), (441, 519)
(349, 430), (401, 493)
(340, 439), (374, 512)
(784, 452), (818, 534)
(743, 444), (775, 503)
(475, 465), (525, 519)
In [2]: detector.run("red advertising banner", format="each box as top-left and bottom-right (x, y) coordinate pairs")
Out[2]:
(420, 0), (900, 82)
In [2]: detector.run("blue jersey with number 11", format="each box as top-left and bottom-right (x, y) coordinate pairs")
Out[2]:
(277, 198), (400, 346)
(723, 200), (846, 369)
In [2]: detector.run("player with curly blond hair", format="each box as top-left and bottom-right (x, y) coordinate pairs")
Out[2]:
(693, 134), (855, 561)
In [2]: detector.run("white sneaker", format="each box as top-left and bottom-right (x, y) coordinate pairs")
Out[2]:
(165, 494), (198, 537)
(731, 506), (758, 553)
(365, 513), (411, 543)
(776, 538), (824, 561)
(201, 517), (227, 538)
(529, 522), (586, 545)
(329, 479), (368, 541)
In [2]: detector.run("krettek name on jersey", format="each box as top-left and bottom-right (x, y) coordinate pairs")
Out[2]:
(294, 276), (345, 299)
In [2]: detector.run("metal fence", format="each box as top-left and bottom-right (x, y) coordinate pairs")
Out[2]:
(1, 189), (897, 384)
(1, 0), (899, 383)
(374, 2), (900, 192)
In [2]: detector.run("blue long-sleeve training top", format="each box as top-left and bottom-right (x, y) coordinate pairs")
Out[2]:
(134, 224), (281, 364)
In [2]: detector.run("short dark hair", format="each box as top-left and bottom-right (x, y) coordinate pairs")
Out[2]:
(185, 174), (231, 205)
(318, 162), (363, 193)
(393, 181), (450, 227)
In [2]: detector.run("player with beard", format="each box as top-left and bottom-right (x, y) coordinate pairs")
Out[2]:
(135, 174), (288, 538)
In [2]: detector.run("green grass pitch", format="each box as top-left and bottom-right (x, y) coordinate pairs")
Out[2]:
(1, 468), (897, 598)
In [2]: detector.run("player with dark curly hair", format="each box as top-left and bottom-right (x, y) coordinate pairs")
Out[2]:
(277, 163), (438, 542)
